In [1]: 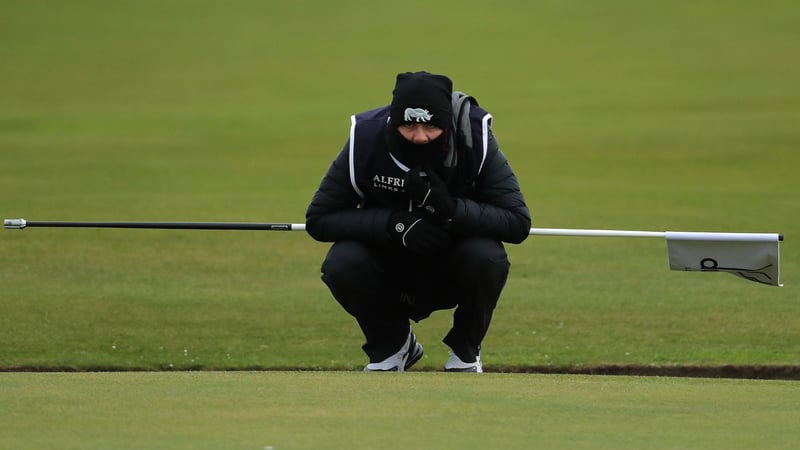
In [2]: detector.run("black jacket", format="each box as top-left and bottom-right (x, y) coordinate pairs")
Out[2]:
(306, 102), (531, 245)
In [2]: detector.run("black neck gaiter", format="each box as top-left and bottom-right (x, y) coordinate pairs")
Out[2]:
(386, 127), (449, 168)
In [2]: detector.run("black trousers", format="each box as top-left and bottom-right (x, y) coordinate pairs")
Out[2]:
(321, 238), (510, 363)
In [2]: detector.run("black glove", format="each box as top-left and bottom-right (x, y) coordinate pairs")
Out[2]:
(388, 211), (451, 255)
(403, 166), (455, 225)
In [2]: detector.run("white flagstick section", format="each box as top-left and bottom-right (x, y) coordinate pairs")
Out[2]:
(530, 228), (664, 238)
(664, 231), (781, 242)
(527, 228), (782, 287)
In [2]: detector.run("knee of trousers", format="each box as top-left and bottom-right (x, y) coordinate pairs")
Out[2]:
(321, 241), (377, 288)
(449, 238), (510, 278)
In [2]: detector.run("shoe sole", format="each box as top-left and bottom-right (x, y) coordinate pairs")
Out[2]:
(444, 366), (480, 373)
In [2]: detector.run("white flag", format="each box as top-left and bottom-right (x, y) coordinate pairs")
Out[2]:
(666, 232), (783, 287)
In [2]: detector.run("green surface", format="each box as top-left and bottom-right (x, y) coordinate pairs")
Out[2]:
(2, 372), (799, 450)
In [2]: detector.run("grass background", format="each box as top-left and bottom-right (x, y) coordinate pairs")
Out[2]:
(1, 1), (799, 447)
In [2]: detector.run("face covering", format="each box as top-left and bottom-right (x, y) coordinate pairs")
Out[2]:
(386, 127), (449, 168)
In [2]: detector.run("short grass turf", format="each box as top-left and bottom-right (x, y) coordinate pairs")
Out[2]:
(1, 0), (799, 373)
(1, 372), (799, 450)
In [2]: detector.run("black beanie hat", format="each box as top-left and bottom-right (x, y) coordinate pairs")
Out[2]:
(389, 71), (453, 130)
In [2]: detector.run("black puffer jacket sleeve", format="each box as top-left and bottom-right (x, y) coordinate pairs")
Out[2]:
(449, 131), (531, 244)
(305, 142), (392, 243)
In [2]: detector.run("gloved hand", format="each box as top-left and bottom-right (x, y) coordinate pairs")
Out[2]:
(388, 211), (451, 255)
(403, 166), (455, 225)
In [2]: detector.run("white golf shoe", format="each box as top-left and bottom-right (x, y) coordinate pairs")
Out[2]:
(444, 350), (483, 373)
(363, 331), (424, 372)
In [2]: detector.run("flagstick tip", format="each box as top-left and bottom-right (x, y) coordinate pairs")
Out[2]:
(4, 218), (26, 229)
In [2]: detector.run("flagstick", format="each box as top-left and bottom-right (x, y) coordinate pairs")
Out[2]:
(4, 218), (781, 242)
(5, 218), (783, 286)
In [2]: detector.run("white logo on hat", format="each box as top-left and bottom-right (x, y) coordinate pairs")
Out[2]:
(404, 108), (433, 123)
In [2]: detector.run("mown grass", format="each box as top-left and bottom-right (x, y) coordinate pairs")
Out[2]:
(2, 372), (799, 450)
